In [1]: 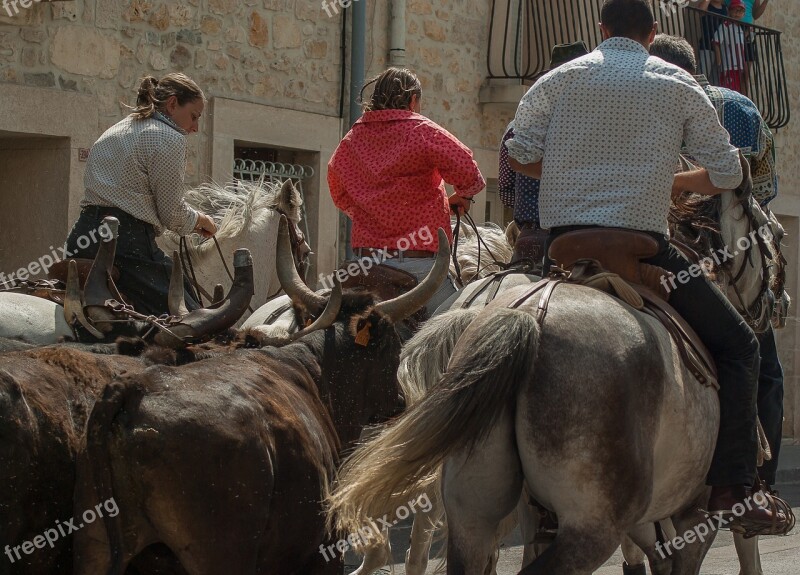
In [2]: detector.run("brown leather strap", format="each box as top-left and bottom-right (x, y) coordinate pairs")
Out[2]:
(460, 269), (531, 309)
(508, 278), (564, 326)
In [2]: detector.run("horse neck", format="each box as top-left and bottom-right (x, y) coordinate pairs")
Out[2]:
(718, 190), (767, 322)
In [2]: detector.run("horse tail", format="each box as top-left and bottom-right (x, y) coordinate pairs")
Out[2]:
(84, 378), (144, 575)
(328, 307), (539, 537)
(397, 307), (482, 406)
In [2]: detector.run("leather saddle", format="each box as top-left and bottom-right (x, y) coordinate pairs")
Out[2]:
(544, 229), (718, 388)
(48, 258), (121, 287)
(2, 259), (122, 306)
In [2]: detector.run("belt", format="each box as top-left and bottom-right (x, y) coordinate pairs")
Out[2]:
(83, 205), (135, 221)
(356, 248), (435, 259)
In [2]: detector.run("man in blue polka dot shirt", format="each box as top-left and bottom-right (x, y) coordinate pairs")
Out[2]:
(651, 32), (785, 496)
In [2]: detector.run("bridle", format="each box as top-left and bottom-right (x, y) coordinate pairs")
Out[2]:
(178, 208), (311, 308)
(727, 192), (773, 332)
(450, 211), (505, 287)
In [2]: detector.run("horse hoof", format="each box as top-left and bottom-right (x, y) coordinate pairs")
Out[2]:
(622, 562), (647, 575)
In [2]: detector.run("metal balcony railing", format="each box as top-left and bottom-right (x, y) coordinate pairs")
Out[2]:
(487, 1), (790, 129)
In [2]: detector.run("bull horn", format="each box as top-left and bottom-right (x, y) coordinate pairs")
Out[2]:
(84, 217), (120, 331)
(373, 228), (450, 324)
(212, 284), (225, 305)
(288, 279), (342, 342)
(168, 251), (189, 317)
(276, 216), (326, 312)
(64, 260), (104, 339)
(154, 248), (255, 348)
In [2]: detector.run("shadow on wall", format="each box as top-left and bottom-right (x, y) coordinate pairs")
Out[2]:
(0, 134), (71, 281)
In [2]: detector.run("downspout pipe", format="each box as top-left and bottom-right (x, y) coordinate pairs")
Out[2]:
(345, 0), (367, 260)
(389, 0), (406, 66)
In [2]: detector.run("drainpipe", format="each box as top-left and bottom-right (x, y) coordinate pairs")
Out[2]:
(345, 0), (367, 260)
(389, 0), (406, 66)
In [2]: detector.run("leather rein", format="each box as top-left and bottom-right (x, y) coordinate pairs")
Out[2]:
(178, 209), (307, 311)
(451, 211), (505, 287)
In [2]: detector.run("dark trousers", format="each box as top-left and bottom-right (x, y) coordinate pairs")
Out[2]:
(756, 325), (784, 486)
(546, 226), (759, 487)
(65, 206), (199, 317)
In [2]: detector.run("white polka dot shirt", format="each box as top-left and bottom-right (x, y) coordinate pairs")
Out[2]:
(81, 113), (199, 236)
(506, 37), (742, 235)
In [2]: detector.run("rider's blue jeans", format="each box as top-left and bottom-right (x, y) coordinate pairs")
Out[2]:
(546, 227), (760, 487)
(643, 235), (760, 487)
(756, 324), (784, 486)
(65, 206), (200, 317)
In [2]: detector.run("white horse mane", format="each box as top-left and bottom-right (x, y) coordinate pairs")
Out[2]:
(451, 220), (513, 282)
(163, 179), (303, 254)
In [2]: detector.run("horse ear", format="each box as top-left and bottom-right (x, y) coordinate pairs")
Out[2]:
(279, 179), (302, 211)
(736, 150), (753, 199)
(280, 179), (294, 202)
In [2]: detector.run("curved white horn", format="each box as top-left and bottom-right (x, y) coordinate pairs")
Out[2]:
(288, 279), (342, 341)
(276, 216), (326, 312)
(373, 228), (450, 324)
(168, 251), (189, 317)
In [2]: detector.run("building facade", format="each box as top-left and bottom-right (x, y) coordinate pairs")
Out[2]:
(0, 0), (798, 436)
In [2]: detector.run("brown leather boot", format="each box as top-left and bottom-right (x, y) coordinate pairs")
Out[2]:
(707, 484), (789, 536)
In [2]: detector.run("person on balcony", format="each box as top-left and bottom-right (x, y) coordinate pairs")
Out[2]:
(694, 0), (727, 84)
(726, 0), (770, 24)
(65, 73), (217, 317)
(507, 0), (788, 534)
(726, 0), (771, 91)
(650, 32), (784, 494)
(328, 67), (485, 314)
(714, 0), (748, 94)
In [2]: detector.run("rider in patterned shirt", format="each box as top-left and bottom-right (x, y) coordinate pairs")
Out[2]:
(651, 33), (785, 494)
(508, 0), (787, 533)
(65, 73), (216, 316)
(328, 67), (485, 314)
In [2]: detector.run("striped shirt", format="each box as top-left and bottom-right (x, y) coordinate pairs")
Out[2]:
(506, 37), (742, 235)
(81, 113), (199, 236)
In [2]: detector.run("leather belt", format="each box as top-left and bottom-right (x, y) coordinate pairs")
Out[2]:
(356, 248), (434, 259)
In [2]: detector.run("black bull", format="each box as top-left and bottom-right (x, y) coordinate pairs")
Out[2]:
(72, 292), (407, 575)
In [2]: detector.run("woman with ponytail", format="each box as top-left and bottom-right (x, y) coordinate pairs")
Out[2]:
(328, 67), (485, 314)
(64, 73), (216, 316)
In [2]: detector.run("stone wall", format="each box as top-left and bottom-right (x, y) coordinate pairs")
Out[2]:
(752, 6), (800, 440)
(0, 0), (509, 183)
(0, 0), (347, 184)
